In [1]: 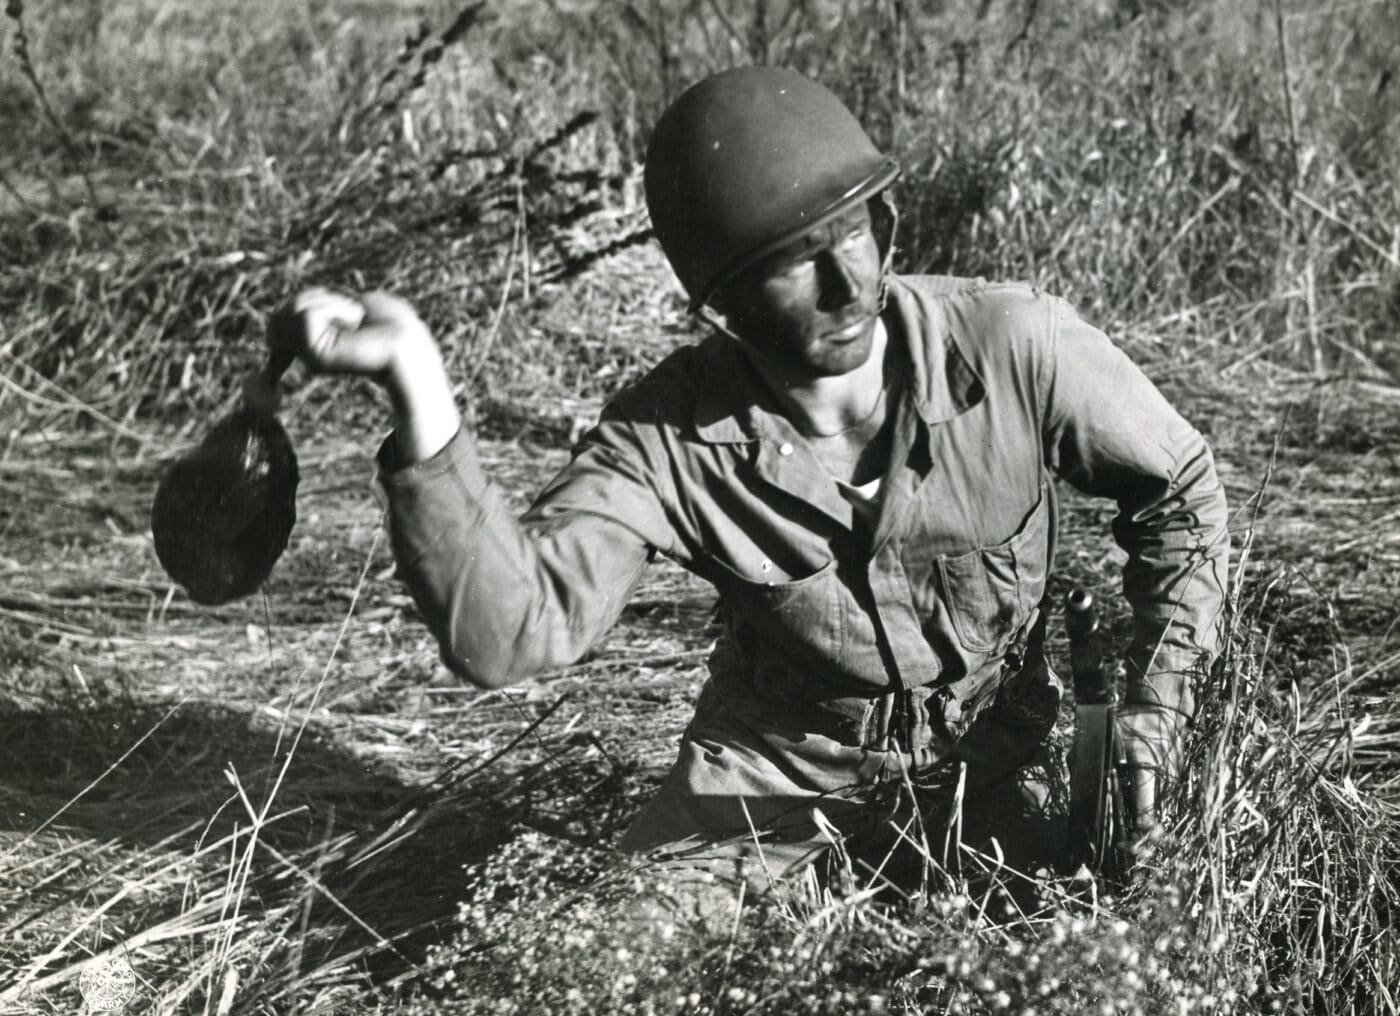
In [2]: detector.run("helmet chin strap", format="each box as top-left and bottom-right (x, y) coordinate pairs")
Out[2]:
(696, 190), (901, 342)
(873, 189), (900, 315)
(696, 303), (746, 345)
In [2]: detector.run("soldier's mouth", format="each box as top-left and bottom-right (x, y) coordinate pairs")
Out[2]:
(824, 316), (872, 342)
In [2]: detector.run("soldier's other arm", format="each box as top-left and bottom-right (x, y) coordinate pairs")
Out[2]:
(1037, 297), (1230, 826)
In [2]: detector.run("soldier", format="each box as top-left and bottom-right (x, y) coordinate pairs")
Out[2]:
(272, 67), (1228, 893)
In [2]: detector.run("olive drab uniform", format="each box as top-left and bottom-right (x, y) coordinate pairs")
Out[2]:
(376, 273), (1230, 879)
(374, 66), (1228, 886)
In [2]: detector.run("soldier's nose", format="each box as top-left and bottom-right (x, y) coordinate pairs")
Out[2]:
(817, 250), (861, 310)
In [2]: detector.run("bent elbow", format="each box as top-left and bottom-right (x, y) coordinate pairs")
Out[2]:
(437, 644), (522, 691)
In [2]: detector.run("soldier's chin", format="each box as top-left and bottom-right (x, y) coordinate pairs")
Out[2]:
(811, 333), (875, 375)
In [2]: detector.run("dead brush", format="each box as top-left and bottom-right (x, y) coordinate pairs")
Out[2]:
(2, 1), (1399, 1013)
(1, 0), (651, 434)
(0, 429), (686, 1014)
(2, 0), (112, 231)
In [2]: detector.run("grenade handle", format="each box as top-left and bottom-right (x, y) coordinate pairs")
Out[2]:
(1066, 589), (1115, 705)
(1065, 588), (1098, 642)
(241, 347), (295, 415)
(266, 345), (296, 383)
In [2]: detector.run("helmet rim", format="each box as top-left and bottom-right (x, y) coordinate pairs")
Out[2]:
(689, 156), (901, 313)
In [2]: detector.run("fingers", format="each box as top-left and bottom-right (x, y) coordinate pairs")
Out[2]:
(269, 287), (430, 379)
(268, 287), (361, 366)
(349, 290), (432, 351)
(296, 288), (368, 365)
(296, 286), (366, 324)
(356, 290), (421, 324)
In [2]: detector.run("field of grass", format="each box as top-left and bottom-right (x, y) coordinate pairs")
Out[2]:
(2, 0), (1398, 1012)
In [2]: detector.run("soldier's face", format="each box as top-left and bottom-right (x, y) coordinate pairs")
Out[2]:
(716, 202), (883, 378)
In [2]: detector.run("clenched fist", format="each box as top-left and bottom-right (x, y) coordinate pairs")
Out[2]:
(268, 287), (460, 463)
(268, 288), (434, 381)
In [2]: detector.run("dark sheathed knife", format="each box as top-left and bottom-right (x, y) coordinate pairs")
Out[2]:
(1065, 589), (1129, 881)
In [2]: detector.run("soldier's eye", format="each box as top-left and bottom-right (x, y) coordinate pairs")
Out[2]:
(772, 257), (815, 281)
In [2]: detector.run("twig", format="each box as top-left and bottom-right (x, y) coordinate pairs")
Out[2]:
(206, 525), (384, 998)
(257, 840), (397, 954)
(0, 362), (150, 445)
(0, 160), (45, 215)
(1290, 189), (1400, 268)
(0, 902), (230, 1003)
(345, 692), (573, 870)
(4, 0), (114, 235)
(1270, 0), (1301, 198)
(1120, 175), (1242, 310)
(703, 0), (747, 60)
(1004, 0), (1043, 53)
(465, 210), (522, 387)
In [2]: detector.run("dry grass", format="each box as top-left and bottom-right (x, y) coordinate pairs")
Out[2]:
(2, 0), (1399, 1012)
(0, 432), (708, 1011)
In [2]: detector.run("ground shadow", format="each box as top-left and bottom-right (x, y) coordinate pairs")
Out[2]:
(0, 692), (654, 999)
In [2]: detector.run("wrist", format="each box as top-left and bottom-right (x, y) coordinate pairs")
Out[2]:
(382, 327), (443, 400)
(383, 331), (460, 465)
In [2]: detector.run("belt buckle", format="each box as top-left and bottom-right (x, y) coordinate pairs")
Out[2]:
(885, 686), (949, 760)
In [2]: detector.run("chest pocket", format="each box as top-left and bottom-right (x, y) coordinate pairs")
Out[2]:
(935, 485), (1052, 655)
(707, 556), (848, 672)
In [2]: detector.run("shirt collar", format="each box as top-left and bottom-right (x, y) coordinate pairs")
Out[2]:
(690, 274), (985, 444)
(884, 274), (986, 425)
(691, 333), (766, 444)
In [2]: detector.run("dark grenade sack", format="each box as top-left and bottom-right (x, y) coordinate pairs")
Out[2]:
(151, 358), (298, 605)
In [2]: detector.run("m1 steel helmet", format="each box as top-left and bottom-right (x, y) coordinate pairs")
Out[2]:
(645, 66), (900, 312)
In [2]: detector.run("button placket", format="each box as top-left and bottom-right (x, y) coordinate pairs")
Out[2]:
(752, 434), (856, 531)
(867, 549), (944, 688)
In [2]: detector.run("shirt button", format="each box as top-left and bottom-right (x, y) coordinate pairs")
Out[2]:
(778, 442), (794, 456)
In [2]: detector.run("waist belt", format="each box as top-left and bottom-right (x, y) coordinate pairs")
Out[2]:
(874, 605), (1048, 760)
(714, 607), (1049, 766)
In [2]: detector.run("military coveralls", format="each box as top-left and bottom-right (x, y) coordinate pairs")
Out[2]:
(377, 275), (1230, 878)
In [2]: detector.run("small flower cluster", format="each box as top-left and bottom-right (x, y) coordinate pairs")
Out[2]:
(412, 832), (721, 1015)
(410, 832), (927, 1015)
(405, 823), (1312, 1015)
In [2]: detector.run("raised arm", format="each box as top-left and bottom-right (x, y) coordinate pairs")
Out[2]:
(271, 289), (672, 688)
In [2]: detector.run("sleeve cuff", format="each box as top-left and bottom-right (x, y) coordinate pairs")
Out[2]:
(1124, 647), (1209, 718)
(374, 426), (484, 494)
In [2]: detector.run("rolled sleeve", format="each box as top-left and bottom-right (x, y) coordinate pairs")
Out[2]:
(377, 424), (668, 689)
(1039, 298), (1229, 717)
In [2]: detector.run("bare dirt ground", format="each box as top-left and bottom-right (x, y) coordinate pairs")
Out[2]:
(1, 360), (1398, 1008)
